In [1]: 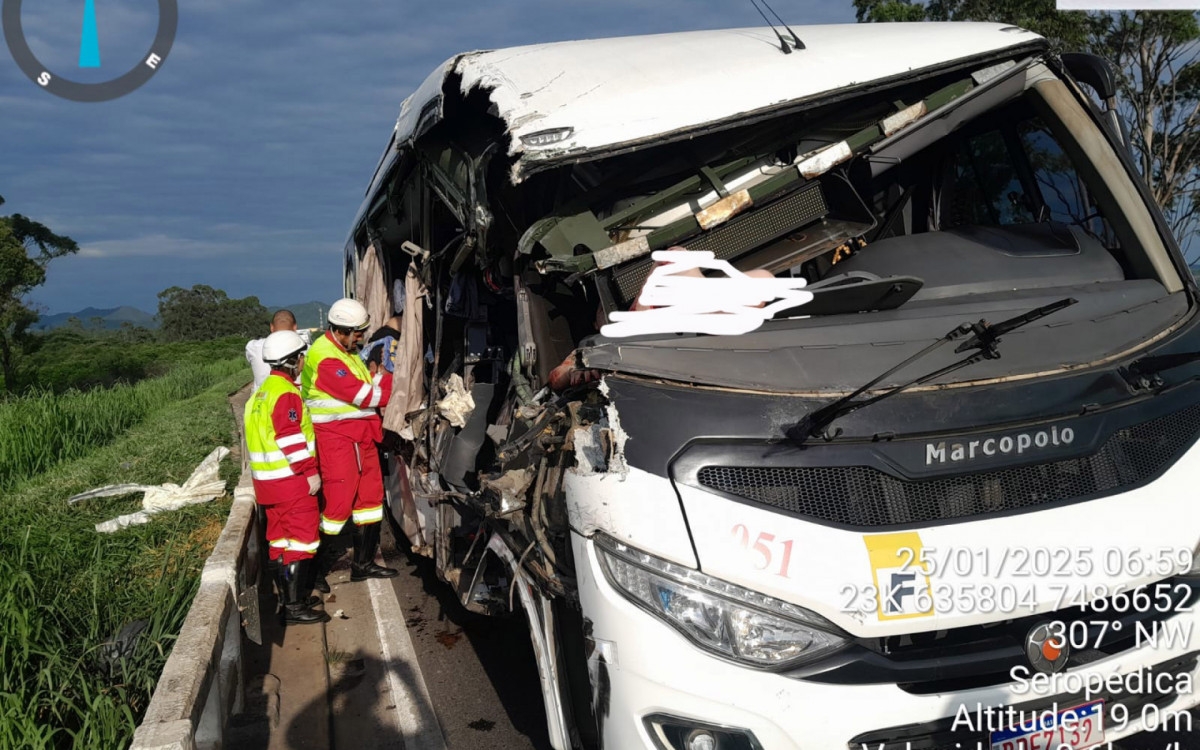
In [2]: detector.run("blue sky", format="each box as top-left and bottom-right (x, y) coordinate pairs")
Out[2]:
(1, 1), (855, 315)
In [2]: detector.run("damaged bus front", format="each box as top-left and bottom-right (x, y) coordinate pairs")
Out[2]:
(346, 23), (1200, 749)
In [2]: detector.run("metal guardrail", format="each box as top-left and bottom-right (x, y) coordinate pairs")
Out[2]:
(129, 390), (263, 750)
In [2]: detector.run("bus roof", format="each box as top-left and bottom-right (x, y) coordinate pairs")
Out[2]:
(390, 22), (1044, 183)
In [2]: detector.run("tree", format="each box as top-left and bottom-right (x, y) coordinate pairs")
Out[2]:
(856, 0), (1091, 50)
(0, 195), (79, 391)
(853, 1), (1200, 255)
(1096, 13), (1200, 244)
(157, 284), (269, 342)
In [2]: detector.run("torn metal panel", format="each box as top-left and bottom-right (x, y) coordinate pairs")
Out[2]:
(389, 24), (1044, 183)
(566, 383), (629, 479)
(556, 381), (693, 566)
(482, 468), (535, 515)
(394, 56), (457, 147)
(570, 423), (610, 476)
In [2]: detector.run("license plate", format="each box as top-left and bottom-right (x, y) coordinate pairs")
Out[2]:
(990, 701), (1104, 750)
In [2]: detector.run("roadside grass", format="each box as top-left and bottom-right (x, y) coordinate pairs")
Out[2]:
(0, 366), (248, 749)
(0, 358), (245, 493)
(12, 332), (248, 393)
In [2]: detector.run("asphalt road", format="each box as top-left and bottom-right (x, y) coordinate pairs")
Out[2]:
(386, 540), (552, 750)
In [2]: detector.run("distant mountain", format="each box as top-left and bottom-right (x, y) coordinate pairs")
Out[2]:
(35, 305), (158, 331)
(269, 301), (328, 330)
(36, 302), (328, 333)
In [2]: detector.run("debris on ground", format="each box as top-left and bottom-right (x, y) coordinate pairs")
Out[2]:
(67, 447), (230, 532)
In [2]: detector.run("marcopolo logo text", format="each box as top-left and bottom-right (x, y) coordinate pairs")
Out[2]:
(925, 426), (1075, 466)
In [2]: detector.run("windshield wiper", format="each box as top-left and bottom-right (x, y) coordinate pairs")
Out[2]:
(1121, 350), (1200, 391)
(786, 297), (1078, 445)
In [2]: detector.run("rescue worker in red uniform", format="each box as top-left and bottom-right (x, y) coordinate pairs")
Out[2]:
(302, 298), (399, 584)
(244, 330), (329, 625)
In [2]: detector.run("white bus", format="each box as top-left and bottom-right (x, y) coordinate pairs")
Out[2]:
(344, 23), (1200, 749)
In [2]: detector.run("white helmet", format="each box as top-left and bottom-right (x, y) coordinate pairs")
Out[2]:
(262, 330), (307, 365)
(328, 298), (369, 331)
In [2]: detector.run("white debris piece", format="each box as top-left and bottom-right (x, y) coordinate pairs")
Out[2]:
(604, 402), (630, 477)
(600, 250), (812, 338)
(68, 447), (230, 533)
(436, 374), (475, 428)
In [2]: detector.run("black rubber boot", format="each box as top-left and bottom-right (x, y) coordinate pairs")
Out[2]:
(281, 561), (329, 625)
(267, 555), (282, 596)
(312, 532), (339, 593)
(269, 555), (320, 604)
(350, 523), (398, 581)
(297, 556), (322, 606)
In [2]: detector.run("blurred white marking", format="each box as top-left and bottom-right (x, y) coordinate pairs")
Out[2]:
(601, 250), (812, 338)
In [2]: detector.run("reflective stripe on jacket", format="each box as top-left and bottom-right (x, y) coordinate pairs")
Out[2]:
(244, 374), (316, 483)
(301, 331), (390, 424)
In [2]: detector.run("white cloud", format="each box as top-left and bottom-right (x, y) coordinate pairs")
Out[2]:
(78, 227), (331, 259)
(3, 0), (855, 311)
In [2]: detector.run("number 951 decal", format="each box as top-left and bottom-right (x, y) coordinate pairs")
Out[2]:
(731, 524), (795, 578)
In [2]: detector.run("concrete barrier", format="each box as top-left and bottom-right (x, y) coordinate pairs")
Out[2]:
(130, 390), (263, 750)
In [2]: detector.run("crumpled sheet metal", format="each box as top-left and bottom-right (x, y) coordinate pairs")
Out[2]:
(68, 447), (230, 533)
(482, 468), (535, 514)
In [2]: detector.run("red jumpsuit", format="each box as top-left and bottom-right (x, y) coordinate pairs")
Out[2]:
(309, 336), (393, 535)
(252, 372), (320, 565)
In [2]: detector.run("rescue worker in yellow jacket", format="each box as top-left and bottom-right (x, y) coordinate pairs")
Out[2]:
(244, 330), (329, 625)
(302, 298), (398, 586)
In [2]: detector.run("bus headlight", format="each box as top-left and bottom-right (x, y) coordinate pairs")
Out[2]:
(594, 534), (848, 668)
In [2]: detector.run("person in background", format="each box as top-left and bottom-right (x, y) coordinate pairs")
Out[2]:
(246, 309), (312, 391)
(362, 314), (402, 378)
(243, 330), (328, 625)
(301, 298), (398, 587)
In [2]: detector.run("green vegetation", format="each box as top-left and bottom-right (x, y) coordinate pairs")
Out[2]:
(0, 195), (280, 748)
(0, 364), (248, 749)
(0, 357), (245, 492)
(158, 284), (269, 342)
(854, 2), (1200, 249)
(13, 330), (247, 393)
(0, 195), (79, 391)
(0, 192), (270, 393)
